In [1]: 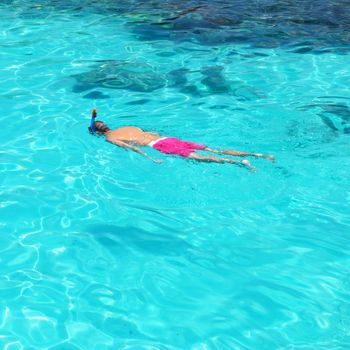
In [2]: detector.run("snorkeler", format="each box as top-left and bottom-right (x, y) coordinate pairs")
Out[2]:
(89, 110), (274, 170)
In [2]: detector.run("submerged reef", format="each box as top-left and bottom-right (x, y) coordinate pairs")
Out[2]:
(72, 61), (167, 93)
(12, 0), (350, 53)
(71, 61), (260, 100)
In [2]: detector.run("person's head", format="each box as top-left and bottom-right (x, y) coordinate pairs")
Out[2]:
(93, 120), (110, 135)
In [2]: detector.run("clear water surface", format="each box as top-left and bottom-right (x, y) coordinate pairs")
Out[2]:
(0, 1), (350, 349)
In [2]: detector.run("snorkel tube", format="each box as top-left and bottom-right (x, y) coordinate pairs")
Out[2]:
(88, 108), (97, 134)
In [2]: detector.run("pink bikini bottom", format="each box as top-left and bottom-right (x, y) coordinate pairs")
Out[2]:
(151, 137), (206, 158)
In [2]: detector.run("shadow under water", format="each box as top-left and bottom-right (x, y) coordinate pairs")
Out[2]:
(87, 224), (193, 257)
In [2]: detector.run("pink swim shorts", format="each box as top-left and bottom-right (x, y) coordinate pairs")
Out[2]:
(152, 137), (206, 158)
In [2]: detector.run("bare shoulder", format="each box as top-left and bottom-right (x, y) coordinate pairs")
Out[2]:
(105, 133), (120, 142)
(114, 126), (143, 132)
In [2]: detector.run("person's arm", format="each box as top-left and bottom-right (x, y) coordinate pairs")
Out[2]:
(106, 138), (162, 164)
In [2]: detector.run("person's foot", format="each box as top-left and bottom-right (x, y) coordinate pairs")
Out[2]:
(242, 159), (256, 172)
(256, 154), (275, 162)
(265, 154), (275, 162)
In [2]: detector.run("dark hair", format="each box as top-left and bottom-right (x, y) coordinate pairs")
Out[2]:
(94, 120), (110, 134)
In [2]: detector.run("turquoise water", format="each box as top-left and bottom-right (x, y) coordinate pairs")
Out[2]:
(1, 1), (350, 349)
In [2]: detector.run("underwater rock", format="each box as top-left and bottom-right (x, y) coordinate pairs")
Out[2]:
(320, 103), (350, 134)
(167, 68), (189, 87)
(126, 99), (150, 105)
(72, 60), (259, 99)
(320, 115), (339, 132)
(127, 0), (350, 53)
(12, 0), (350, 53)
(170, 65), (260, 99)
(72, 61), (166, 93)
(201, 66), (231, 94)
(292, 46), (314, 54)
(321, 103), (350, 122)
(83, 91), (110, 99)
(200, 65), (261, 99)
(300, 102), (350, 134)
(180, 84), (202, 97)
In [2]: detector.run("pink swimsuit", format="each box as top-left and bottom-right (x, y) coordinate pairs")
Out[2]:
(149, 137), (206, 158)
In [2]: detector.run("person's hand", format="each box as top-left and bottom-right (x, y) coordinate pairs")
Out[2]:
(144, 154), (163, 164)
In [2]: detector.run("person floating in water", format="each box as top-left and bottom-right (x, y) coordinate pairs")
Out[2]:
(89, 109), (274, 170)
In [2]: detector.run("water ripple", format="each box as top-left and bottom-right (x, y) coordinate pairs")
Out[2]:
(1, 1), (350, 349)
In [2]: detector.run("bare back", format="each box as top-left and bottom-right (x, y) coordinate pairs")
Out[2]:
(106, 126), (161, 146)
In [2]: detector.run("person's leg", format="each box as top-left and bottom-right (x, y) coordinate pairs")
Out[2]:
(189, 152), (256, 171)
(204, 147), (275, 161)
